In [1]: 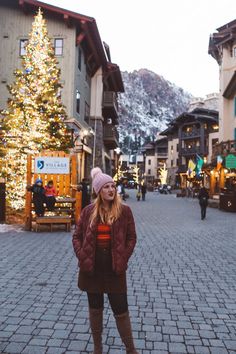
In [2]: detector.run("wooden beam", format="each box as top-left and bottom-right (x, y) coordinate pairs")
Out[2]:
(76, 32), (85, 46)
(80, 20), (101, 66)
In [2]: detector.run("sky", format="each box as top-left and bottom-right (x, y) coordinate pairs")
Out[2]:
(41, 0), (236, 97)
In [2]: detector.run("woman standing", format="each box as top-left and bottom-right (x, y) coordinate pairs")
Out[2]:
(72, 167), (138, 354)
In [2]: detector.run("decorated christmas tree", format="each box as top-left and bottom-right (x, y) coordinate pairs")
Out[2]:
(0, 9), (71, 210)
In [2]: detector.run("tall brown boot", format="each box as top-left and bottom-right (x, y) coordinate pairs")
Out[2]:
(89, 307), (103, 354)
(114, 311), (139, 354)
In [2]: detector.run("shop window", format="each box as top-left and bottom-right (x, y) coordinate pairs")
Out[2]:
(19, 39), (28, 56)
(54, 38), (63, 56)
(76, 90), (80, 114)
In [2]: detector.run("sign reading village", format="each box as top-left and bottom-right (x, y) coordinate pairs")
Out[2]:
(35, 157), (70, 174)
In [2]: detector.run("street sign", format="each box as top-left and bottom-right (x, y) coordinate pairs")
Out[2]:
(35, 157), (70, 174)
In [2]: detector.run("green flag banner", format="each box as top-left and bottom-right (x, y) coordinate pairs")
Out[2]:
(225, 154), (236, 169)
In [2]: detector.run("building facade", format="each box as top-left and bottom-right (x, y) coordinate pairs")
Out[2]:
(161, 108), (219, 187)
(209, 19), (236, 142)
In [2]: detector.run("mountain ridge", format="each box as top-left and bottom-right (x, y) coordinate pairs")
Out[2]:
(118, 68), (193, 154)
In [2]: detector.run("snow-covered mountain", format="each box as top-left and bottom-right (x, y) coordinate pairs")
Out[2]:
(118, 69), (193, 153)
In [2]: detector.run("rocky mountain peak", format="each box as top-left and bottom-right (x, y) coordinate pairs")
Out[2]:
(118, 69), (193, 154)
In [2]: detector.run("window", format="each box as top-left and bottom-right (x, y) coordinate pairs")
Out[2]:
(148, 159), (151, 165)
(176, 144), (179, 152)
(176, 158), (179, 166)
(171, 160), (173, 167)
(85, 102), (90, 124)
(19, 39), (28, 56)
(148, 169), (151, 175)
(234, 47), (236, 57)
(78, 47), (82, 70)
(234, 128), (236, 141)
(76, 90), (80, 114)
(54, 38), (63, 56)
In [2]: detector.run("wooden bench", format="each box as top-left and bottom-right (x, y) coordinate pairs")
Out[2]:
(35, 216), (71, 232)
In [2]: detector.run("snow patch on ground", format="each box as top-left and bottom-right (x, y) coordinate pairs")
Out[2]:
(0, 224), (24, 233)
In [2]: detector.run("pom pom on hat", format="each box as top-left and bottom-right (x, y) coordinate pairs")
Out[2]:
(91, 167), (114, 195)
(91, 167), (102, 180)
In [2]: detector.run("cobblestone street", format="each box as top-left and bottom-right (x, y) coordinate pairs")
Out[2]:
(0, 191), (236, 354)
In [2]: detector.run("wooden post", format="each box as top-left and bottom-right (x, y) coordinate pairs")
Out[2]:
(71, 154), (77, 198)
(75, 190), (82, 224)
(25, 154), (32, 231)
(219, 168), (225, 190)
(210, 170), (216, 196)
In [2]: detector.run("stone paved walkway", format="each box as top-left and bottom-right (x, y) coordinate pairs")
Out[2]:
(0, 190), (236, 353)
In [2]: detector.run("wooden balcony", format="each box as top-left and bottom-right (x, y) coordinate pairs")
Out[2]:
(103, 124), (119, 149)
(181, 146), (201, 155)
(102, 91), (118, 121)
(181, 129), (201, 139)
(212, 140), (236, 159)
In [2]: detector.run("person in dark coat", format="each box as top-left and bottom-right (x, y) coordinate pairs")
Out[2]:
(27, 178), (45, 217)
(72, 167), (138, 354)
(141, 183), (147, 201)
(198, 186), (209, 220)
(80, 178), (91, 209)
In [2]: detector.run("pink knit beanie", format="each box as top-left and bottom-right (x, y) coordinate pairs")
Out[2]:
(91, 167), (114, 195)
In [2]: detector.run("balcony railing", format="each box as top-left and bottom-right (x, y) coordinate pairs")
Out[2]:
(181, 146), (201, 155)
(103, 92), (118, 119)
(157, 152), (168, 157)
(103, 124), (119, 149)
(212, 140), (236, 159)
(181, 129), (201, 139)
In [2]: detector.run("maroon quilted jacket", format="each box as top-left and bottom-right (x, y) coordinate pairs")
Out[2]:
(72, 203), (137, 275)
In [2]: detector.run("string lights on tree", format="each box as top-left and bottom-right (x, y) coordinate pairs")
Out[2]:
(0, 8), (71, 210)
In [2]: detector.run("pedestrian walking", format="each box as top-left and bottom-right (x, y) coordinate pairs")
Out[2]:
(198, 186), (209, 220)
(72, 167), (138, 354)
(141, 183), (147, 201)
(27, 178), (45, 216)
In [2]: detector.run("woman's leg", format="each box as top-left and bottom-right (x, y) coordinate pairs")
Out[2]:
(87, 293), (104, 354)
(108, 293), (138, 354)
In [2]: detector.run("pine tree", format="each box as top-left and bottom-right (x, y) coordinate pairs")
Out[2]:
(0, 9), (71, 210)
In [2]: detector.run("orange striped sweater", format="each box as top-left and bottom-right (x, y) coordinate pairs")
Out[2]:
(97, 224), (111, 249)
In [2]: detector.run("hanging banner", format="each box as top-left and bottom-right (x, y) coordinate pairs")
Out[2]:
(35, 157), (70, 174)
(225, 154), (236, 169)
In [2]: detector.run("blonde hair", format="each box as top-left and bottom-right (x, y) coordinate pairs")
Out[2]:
(90, 191), (122, 227)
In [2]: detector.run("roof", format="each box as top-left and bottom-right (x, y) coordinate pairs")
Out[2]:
(15, 0), (124, 90)
(208, 18), (236, 64)
(160, 108), (219, 136)
(223, 71), (236, 99)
